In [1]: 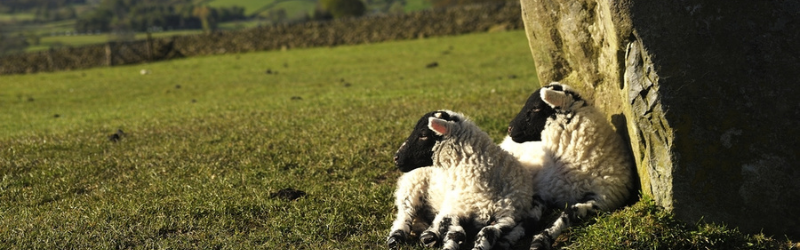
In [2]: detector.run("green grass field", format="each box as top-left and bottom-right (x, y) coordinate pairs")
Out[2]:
(0, 30), (794, 249)
(0, 12), (36, 22)
(25, 30), (206, 52)
(207, 0), (284, 16)
(403, 0), (431, 13)
(269, 0), (317, 19)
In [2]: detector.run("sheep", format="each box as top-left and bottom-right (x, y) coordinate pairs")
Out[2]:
(498, 139), (544, 170)
(504, 83), (635, 250)
(387, 110), (536, 250)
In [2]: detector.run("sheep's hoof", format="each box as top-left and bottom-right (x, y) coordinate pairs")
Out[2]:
(529, 235), (552, 250)
(386, 230), (406, 249)
(420, 230), (439, 247)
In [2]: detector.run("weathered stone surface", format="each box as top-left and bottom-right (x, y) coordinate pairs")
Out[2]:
(520, 0), (799, 239)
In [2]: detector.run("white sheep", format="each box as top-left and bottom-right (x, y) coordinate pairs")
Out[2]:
(503, 83), (635, 250)
(499, 139), (544, 169)
(388, 110), (536, 250)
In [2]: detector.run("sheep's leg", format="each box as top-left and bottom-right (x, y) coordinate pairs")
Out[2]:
(387, 172), (431, 249)
(387, 196), (417, 249)
(420, 215), (465, 250)
(472, 194), (547, 250)
(472, 216), (525, 250)
(529, 199), (600, 250)
(527, 195), (548, 227)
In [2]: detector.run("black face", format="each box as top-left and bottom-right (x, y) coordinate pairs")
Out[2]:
(394, 110), (461, 172)
(508, 88), (556, 143)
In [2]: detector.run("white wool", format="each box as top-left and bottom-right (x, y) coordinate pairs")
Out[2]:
(429, 117), (535, 221)
(388, 111), (536, 250)
(501, 83), (635, 249)
(533, 93), (633, 211)
(499, 136), (545, 170)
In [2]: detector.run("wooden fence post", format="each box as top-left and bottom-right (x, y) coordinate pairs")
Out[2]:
(146, 32), (153, 62)
(105, 42), (112, 66)
(46, 48), (54, 70)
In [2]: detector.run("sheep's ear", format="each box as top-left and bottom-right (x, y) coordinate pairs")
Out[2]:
(540, 88), (569, 108)
(428, 117), (449, 136)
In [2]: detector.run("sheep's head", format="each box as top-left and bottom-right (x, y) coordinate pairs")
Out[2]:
(508, 82), (583, 143)
(394, 110), (463, 172)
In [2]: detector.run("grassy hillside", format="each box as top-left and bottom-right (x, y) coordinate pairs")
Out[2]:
(0, 30), (538, 249)
(206, 0), (291, 16)
(0, 12), (36, 22)
(25, 30), (205, 52)
(0, 30), (793, 249)
(5, 0), (429, 53)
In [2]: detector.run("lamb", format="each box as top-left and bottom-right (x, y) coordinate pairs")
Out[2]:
(387, 110), (536, 250)
(503, 83), (635, 250)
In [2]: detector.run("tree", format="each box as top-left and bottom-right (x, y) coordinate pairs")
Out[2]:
(192, 5), (211, 33)
(320, 0), (366, 19)
(0, 33), (29, 56)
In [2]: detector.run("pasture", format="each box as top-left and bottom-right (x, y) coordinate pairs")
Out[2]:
(205, 0), (328, 21)
(27, 30), (207, 52)
(0, 30), (792, 249)
(0, 12), (35, 22)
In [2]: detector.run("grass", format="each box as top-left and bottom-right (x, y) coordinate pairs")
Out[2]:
(5, 19), (76, 35)
(403, 0), (432, 13)
(217, 19), (269, 30)
(560, 196), (792, 250)
(0, 30), (538, 249)
(207, 0), (285, 16)
(0, 30), (794, 249)
(0, 12), (36, 22)
(32, 33), (108, 50)
(25, 30), (206, 52)
(268, 0), (318, 20)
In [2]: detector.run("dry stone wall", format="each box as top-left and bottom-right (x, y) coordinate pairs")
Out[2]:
(0, 3), (522, 75)
(520, 0), (799, 239)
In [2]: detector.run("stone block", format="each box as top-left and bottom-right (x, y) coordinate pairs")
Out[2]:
(520, 0), (799, 238)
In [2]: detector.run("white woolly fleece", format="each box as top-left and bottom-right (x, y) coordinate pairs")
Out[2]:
(534, 92), (633, 211)
(389, 111), (537, 250)
(499, 136), (545, 171)
(429, 114), (535, 222)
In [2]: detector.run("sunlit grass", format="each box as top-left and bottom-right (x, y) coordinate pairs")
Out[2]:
(1, 30), (793, 249)
(25, 30), (206, 52)
(0, 12), (35, 22)
(207, 0), (284, 16)
(1, 30), (538, 249)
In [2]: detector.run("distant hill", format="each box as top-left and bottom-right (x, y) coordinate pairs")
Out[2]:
(204, 0), (287, 17)
(0, 0), (436, 54)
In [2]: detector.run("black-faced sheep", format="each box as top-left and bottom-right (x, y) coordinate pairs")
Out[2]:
(504, 83), (635, 250)
(388, 110), (536, 250)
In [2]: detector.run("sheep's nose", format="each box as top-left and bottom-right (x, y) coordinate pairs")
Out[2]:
(507, 126), (513, 134)
(393, 155), (399, 163)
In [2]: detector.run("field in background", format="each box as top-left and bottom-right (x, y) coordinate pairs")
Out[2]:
(25, 30), (206, 52)
(0, 12), (35, 22)
(206, 0), (319, 17)
(0, 30), (793, 249)
(207, 0), (283, 16)
(3, 0), (431, 53)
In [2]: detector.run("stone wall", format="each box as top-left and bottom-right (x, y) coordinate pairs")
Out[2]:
(520, 0), (799, 239)
(0, 2), (522, 75)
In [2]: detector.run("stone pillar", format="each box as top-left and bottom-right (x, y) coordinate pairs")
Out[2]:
(519, 0), (799, 239)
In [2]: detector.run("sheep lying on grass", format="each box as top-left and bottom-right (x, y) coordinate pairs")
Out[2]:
(504, 83), (635, 250)
(388, 110), (536, 250)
